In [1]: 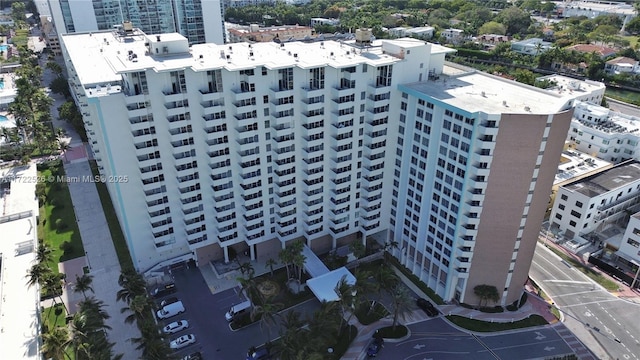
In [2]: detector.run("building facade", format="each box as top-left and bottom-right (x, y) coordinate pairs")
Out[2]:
(47, 0), (224, 45)
(61, 27), (603, 305)
(549, 161), (640, 245)
(568, 101), (640, 164)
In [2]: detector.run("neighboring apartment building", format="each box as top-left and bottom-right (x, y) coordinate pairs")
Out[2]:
(568, 101), (640, 163)
(47, 0), (224, 45)
(388, 26), (434, 39)
(550, 161), (640, 243)
(442, 28), (464, 44)
(310, 18), (340, 28)
(60, 26), (604, 306)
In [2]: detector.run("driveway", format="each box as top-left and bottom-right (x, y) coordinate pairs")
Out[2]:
(165, 267), (321, 359)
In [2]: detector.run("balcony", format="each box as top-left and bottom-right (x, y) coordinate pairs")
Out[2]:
(269, 86), (295, 99)
(124, 92), (148, 104)
(367, 83), (391, 96)
(163, 91), (187, 103)
(330, 224), (350, 235)
(305, 224), (323, 236)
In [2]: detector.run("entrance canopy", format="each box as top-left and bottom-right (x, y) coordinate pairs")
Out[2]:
(306, 266), (356, 302)
(302, 244), (330, 278)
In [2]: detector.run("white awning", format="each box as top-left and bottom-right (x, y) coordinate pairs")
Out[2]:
(306, 267), (356, 302)
(302, 244), (330, 278)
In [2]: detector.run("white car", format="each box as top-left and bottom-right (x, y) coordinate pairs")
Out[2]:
(170, 334), (196, 350)
(163, 320), (189, 334)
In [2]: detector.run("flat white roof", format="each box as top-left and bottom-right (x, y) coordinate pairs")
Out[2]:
(302, 245), (330, 278)
(555, 149), (612, 185)
(0, 164), (41, 360)
(306, 267), (356, 302)
(574, 101), (640, 135)
(403, 64), (586, 114)
(61, 29), (410, 90)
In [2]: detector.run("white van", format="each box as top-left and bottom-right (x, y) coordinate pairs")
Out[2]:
(157, 301), (185, 320)
(225, 300), (251, 321)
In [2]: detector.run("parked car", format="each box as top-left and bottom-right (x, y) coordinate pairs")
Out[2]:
(170, 334), (196, 350)
(182, 352), (202, 360)
(416, 298), (439, 317)
(157, 301), (185, 320)
(367, 340), (383, 357)
(150, 283), (176, 298)
(160, 297), (179, 308)
(246, 347), (270, 360)
(163, 320), (189, 334)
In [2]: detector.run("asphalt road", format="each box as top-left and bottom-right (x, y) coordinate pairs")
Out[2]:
(530, 243), (640, 360)
(607, 98), (640, 117)
(375, 318), (572, 360)
(161, 267), (321, 360)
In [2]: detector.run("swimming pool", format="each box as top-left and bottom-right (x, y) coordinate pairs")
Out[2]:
(0, 45), (7, 52)
(0, 114), (8, 122)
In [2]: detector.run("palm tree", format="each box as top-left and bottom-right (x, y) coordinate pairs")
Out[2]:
(121, 294), (154, 324)
(239, 262), (255, 278)
(43, 272), (68, 314)
(237, 274), (262, 304)
(58, 139), (70, 162)
(278, 247), (293, 281)
(73, 274), (94, 299)
(349, 241), (366, 266)
(374, 265), (399, 295)
(117, 268), (146, 304)
(291, 252), (306, 292)
(334, 276), (355, 329)
(266, 258), (277, 277)
(352, 269), (378, 314)
(251, 300), (284, 342)
(41, 326), (71, 360)
(25, 262), (49, 289)
(36, 242), (55, 264)
(390, 287), (413, 331)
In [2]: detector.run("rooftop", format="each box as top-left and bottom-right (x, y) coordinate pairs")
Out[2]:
(0, 164), (41, 360)
(61, 29), (426, 92)
(538, 74), (606, 97)
(565, 44), (617, 57)
(606, 56), (637, 65)
(555, 149), (613, 185)
(573, 101), (640, 135)
(562, 0), (636, 15)
(401, 63), (593, 115)
(565, 160), (640, 197)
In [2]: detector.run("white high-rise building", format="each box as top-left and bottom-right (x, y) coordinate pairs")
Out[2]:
(61, 27), (605, 305)
(47, 0), (224, 45)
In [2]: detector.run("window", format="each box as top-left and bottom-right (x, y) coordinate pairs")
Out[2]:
(278, 68), (294, 90)
(575, 201), (583, 208)
(560, 194), (568, 201)
(569, 220), (576, 227)
(309, 67), (325, 90)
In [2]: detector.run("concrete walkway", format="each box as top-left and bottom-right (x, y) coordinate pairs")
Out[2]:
(40, 57), (141, 359)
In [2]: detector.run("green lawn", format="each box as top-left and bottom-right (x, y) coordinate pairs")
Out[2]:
(446, 314), (548, 332)
(620, 35), (639, 50)
(37, 161), (84, 272)
(377, 324), (408, 338)
(546, 246), (619, 291)
(89, 161), (133, 270)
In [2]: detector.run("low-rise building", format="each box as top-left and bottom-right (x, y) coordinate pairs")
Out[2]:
(560, 0), (636, 22)
(550, 160), (640, 242)
(604, 56), (640, 74)
(310, 18), (340, 28)
(0, 164), (41, 360)
(511, 38), (553, 55)
(568, 101), (640, 163)
(442, 28), (464, 44)
(565, 44), (618, 59)
(227, 24), (313, 43)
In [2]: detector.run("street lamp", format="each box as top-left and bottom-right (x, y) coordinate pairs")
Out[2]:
(631, 260), (640, 290)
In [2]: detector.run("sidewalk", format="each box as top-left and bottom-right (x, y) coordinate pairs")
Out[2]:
(41, 58), (142, 359)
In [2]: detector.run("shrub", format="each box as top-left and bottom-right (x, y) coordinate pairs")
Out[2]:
(55, 218), (66, 231)
(59, 241), (73, 254)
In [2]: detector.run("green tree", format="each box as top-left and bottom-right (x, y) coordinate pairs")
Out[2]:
(479, 21), (507, 35)
(36, 242), (55, 264)
(266, 258), (277, 277)
(251, 300), (284, 342)
(73, 274), (94, 299)
(121, 294), (154, 324)
(474, 284), (500, 307)
(41, 326), (71, 360)
(495, 6), (532, 35)
(116, 268), (146, 304)
(390, 286), (413, 331)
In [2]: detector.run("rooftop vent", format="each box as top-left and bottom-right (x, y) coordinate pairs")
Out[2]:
(249, 51), (254, 57)
(502, 100), (508, 107)
(199, 54), (203, 59)
(524, 106), (530, 112)
(156, 35), (161, 42)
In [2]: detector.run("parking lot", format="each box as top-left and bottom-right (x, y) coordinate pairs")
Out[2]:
(154, 266), (321, 360)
